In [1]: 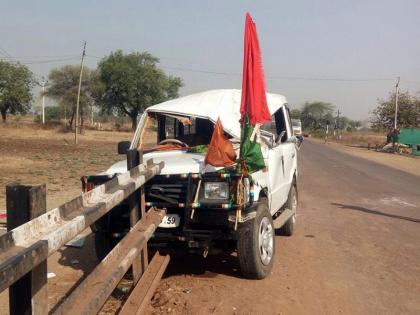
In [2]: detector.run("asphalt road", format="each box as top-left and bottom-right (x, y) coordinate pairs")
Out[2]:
(287, 140), (420, 314)
(149, 140), (420, 315)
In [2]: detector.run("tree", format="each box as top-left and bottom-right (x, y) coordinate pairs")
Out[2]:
(335, 116), (361, 132)
(300, 101), (334, 130)
(372, 91), (420, 131)
(98, 50), (183, 130)
(0, 61), (34, 122)
(44, 106), (63, 121)
(290, 108), (301, 120)
(45, 65), (102, 129)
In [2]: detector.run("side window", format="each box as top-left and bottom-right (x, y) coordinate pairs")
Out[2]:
(261, 116), (276, 135)
(165, 116), (176, 138)
(274, 108), (288, 143)
(260, 108), (289, 144)
(183, 118), (196, 135)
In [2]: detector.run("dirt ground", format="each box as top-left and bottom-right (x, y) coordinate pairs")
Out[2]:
(1, 125), (419, 314)
(0, 123), (132, 314)
(0, 123), (132, 210)
(332, 131), (386, 148)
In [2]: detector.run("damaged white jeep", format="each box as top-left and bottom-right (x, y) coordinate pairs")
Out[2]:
(84, 89), (299, 279)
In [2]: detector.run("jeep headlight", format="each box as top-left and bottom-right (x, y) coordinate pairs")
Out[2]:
(204, 182), (229, 200)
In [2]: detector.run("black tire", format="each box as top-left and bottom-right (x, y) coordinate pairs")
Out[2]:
(237, 200), (275, 279)
(92, 205), (129, 261)
(279, 184), (297, 236)
(94, 231), (112, 262)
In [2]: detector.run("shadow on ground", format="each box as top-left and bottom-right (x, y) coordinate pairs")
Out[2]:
(332, 202), (420, 223)
(52, 231), (130, 312)
(163, 252), (242, 279)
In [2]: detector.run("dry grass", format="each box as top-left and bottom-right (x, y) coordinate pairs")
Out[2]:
(5, 114), (134, 132)
(331, 131), (386, 148)
(0, 122), (133, 210)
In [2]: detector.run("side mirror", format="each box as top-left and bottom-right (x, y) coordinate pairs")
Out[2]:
(117, 141), (131, 155)
(287, 135), (303, 149)
(275, 130), (286, 144)
(287, 135), (297, 143)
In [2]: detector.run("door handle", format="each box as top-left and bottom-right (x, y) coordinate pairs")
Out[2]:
(281, 156), (285, 176)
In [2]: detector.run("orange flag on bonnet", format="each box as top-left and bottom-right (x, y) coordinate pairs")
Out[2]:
(204, 118), (237, 167)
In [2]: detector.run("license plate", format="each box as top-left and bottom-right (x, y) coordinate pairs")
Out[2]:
(159, 214), (180, 228)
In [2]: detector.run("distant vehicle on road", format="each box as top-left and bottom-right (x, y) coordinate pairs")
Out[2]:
(292, 119), (302, 136)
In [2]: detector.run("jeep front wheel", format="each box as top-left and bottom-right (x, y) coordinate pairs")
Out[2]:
(237, 201), (275, 279)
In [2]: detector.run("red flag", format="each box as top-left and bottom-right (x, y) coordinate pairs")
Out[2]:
(205, 118), (237, 167)
(240, 13), (271, 126)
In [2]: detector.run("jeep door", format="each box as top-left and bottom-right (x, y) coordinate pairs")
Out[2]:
(281, 106), (297, 194)
(266, 106), (296, 213)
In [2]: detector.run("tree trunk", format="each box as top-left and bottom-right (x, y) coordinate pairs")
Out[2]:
(69, 110), (75, 129)
(1, 110), (6, 123)
(131, 114), (138, 131)
(80, 107), (84, 134)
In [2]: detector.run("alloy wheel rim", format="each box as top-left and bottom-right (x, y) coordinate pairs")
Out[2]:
(259, 217), (274, 265)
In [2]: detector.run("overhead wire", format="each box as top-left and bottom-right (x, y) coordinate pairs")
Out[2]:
(159, 65), (402, 83)
(0, 46), (12, 58)
(1, 51), (417, 85)
(20, 57), (80, 65)
(4, 54), (79, 59)
(81, 54), (420, 84)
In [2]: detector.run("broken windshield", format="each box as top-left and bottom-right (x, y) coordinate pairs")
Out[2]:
(139, 112), (235, 153)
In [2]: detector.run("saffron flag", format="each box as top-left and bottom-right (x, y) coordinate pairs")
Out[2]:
(239, 13), (270, 173)
(239, 13), (271, 126)
(204, 118), (237, 167)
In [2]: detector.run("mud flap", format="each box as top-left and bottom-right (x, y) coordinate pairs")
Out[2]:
(273, 208), (294, 229)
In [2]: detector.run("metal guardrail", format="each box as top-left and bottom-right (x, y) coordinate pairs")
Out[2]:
(0, 153), (166, 315)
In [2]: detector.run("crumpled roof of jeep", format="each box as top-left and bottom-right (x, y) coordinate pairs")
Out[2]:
(145, 89), (287, 138)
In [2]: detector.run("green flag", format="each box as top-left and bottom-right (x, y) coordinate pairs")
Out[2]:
(239, 114), (266, 174)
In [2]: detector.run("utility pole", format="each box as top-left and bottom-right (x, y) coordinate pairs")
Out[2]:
(394, 76), (400, 130)
(41, 78), (46, 124)
(75, 41), (86, 145)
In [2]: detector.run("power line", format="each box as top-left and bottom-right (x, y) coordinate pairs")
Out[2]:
(85, 54), (101, 59)
(20, 57), (80, 65)
(3, 51), (417, 85)
(161, 65), (240, 77)
(160, 65), (400, 82)
(0, 46), (12, 58)
(0, 55), (79, 65)
(3, 54), (79, 59)
(85, 54), (420, 84)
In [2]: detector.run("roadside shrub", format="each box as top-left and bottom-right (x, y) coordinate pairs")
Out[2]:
(34, 106), (63, 123)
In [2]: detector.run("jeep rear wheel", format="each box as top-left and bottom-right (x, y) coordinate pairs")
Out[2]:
(279, 184), (297, 236)
(237, 201), (275, 279)
(94, 231), (112, 262)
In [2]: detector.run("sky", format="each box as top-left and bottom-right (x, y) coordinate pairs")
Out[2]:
(1, 0), (419, 120)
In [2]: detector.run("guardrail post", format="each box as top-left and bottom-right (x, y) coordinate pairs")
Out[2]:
(6, 184), (47, 315)
(127, 149), (148, 283)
